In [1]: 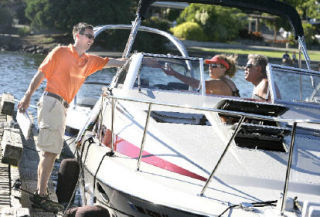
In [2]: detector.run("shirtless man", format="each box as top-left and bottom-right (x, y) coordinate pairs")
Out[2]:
(244, 54), (270, 101)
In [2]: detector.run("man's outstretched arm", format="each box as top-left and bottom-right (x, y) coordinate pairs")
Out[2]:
(104, 58), (127, 68)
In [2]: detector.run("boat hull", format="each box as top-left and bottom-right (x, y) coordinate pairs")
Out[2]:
(81, 166), (207, 217)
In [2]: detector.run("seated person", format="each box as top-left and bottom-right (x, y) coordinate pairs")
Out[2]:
(282, 51), (291, 64)
(162, 54), (240, 97)
(245, 54), (269, 101)
(292, 51), (297, 63)
(245, 54), (282, 101)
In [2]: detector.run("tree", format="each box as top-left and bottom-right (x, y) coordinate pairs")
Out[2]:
(170, 22), (207, 41)
(0, 0), (28, 28)
(25, 0), (136, 31)
(262, 0), (320, 43)
(292, 0), (320, 20)
(0, 1), (13, 29)
(0, 7), (13, 29)
(176, 4), (246, 42)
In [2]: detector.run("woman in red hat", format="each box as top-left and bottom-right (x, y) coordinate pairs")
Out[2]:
(204, 54), (239, 96)
(162, 54), (240, 97)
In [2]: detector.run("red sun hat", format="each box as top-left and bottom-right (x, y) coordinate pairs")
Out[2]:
(204, 56), (230, 70)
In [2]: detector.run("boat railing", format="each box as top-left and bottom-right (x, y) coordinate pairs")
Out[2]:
(102, 92), (320, 215)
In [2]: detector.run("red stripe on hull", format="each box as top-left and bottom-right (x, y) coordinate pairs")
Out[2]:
(102, 130), (206, 181)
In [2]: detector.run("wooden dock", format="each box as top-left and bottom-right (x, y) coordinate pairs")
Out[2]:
(0, 93), (62, 217)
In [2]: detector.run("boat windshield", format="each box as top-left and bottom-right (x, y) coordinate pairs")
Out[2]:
(135, 55), (203, 92)
(268, 65), (320, 105)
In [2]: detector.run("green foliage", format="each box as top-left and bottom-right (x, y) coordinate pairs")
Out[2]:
(25, 0), (136, 31)
(93, 17), (171, 54)
(133, 17), (171, 53)
(288, 34), (297, 47)
(164, 8), (180, 22)
(17, 26), (31, 36)
(133, 31), (171, 54)
(94, 30), (129, 52)
(278, 0), (320, 23)
(142, 16), (171, 31)
(15, 1), (29, 24)
(285, 0), (320, 20)
(299, 0), (320, 19)
(263, 15), (291, 37)
(289, 22), (320, 47)
(302, 22), (319, 45)
(170, 22), (207, 41)
(25, 0), (50, 29)
(264, 0), (320, 46)
(0, 0), (28, 25)
(0, 7), (13, 27)
(176, 4), (246, 42)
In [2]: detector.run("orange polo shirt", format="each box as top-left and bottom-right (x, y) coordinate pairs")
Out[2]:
(38, 44), (109, 103)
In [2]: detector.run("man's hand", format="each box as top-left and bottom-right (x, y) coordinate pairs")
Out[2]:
(18, 94), (31, 113)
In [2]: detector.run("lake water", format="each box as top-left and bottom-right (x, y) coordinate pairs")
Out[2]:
(0, 52), (41, 110)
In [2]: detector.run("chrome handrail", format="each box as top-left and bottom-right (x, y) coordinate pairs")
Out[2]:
(137, 103), (152, 171)
(281, 122), (297, 215)
(200, 115), (245, 196)
(102, 92), (320, 208)
(103, 93), (320, 124)
(298, 36), (314, 89)
(110, 98), (116, 154)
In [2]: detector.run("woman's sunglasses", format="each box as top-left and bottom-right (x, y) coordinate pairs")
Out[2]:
(209, 64), (220, 68)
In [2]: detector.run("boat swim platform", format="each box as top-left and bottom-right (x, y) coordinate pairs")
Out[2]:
(0, 93), (62, 217)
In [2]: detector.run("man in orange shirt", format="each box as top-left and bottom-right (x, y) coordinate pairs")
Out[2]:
(18, 22), (125, 212)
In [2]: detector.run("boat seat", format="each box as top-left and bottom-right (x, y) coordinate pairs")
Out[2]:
(216, 99), (288, 117)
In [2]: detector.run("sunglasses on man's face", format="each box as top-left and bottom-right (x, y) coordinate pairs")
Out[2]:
(81, 33), (94, 40)
(245, 63), (255, 69)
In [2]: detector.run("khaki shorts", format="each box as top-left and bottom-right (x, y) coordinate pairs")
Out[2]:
(37, 95), (67, 154)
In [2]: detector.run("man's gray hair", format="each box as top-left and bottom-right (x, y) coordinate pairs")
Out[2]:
(248, 54), (268, 75)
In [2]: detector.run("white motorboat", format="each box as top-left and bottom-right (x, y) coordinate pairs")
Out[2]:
(64, 0), (320, 216)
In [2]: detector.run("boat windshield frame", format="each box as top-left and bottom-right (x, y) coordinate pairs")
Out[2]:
(113, 52), (207, 95)
(267, 64), (320, 107)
